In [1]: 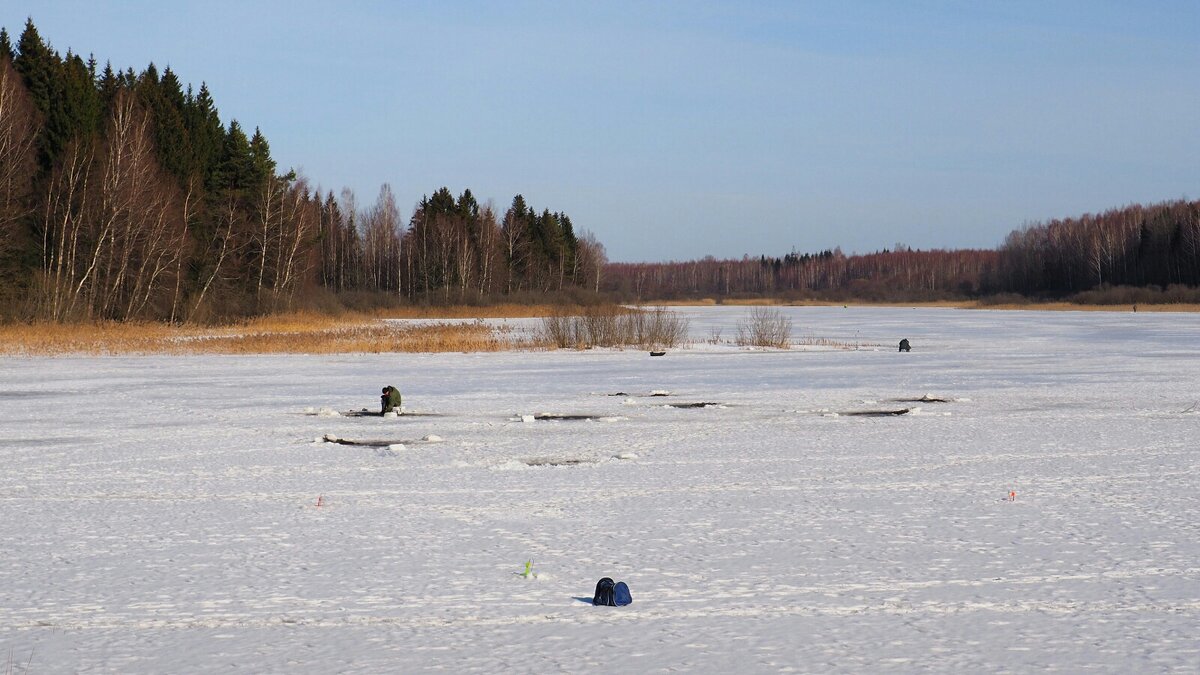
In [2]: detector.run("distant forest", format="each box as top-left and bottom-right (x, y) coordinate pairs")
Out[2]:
(604, 199), (1200, 303)
(1, 19), (1197, 322)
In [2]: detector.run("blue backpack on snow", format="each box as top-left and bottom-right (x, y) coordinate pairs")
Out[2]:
(613, 581), (632, 606)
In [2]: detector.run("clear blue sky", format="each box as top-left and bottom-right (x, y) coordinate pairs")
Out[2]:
(4, 1), (1198, 262)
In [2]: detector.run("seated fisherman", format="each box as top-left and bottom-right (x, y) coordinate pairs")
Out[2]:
(381, 385), (402, 414)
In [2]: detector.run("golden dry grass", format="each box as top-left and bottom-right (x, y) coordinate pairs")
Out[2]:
(0, 310), (549, 356)
(369, 304), (567, 319)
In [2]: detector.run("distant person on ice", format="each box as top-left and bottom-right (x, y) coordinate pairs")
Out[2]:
(899, 338), (911, 352)
(381, 386), (402, 414)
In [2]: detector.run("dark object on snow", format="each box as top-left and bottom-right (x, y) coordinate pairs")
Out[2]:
(381, 385), (402, 413)
(322, 435), (411, 447)
(650, 351), (666, 356)
(592, 577), (633, 606)
(593, 577), (616, 606)
(613, 581), (632, 606)
(665, 402), (721, 409)
(344, 409), (445, 417)
(524, 456), (595, 467)
(531, 413), (609, 421)
(898, 339), (911, 352)
(841, 408), (912, 417)
(892, 394), (950, 403)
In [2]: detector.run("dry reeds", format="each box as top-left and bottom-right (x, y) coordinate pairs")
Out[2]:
(736, 307), (792, 348)
(370, 304), (569, 320)
(539, 305), (690, 350)
(0, 311), (546, 356)
(794, 334), (878, 350)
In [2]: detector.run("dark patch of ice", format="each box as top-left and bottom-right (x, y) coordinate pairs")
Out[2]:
(322, 435), (430, 447)
(522, 457), (595, 467)
(0, 436), (90, 448)
(839, 408), (912, 417)
(0, 390), (59, 399)
(341, 409), (447, 417)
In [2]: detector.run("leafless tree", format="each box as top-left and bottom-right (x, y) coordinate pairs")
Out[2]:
(275, 176), (318, 295)
(575, 229), (607, 293)
(360, 184), (403, 293)
(0, 56), (38, 262)
(39, 139), (97, 320)
(474, 201), (500, 295)
(189, 194), (245, 321)
(501, 207), (528, 294)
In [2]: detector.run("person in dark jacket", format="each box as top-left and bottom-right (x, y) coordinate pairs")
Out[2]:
(381, 385), (402, 413)
(899, 338), (911, 352)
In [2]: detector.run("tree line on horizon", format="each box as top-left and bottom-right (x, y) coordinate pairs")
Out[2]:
(0, 19), (604, 322)
(3, 19), (1197, 323)
(602, 199), (1200, 302)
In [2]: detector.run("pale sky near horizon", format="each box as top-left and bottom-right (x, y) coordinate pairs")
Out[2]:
(4, 1), (1197, 262)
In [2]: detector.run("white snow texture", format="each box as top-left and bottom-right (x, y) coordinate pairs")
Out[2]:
(1, 306), (1198, 673)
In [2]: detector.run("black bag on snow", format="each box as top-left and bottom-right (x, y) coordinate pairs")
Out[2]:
(593, 577), (616, 606)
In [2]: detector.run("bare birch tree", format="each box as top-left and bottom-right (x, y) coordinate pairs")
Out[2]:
(0, 56), (38, 265)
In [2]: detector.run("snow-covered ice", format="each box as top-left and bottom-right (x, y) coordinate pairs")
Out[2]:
(1, 306), (1198, 673)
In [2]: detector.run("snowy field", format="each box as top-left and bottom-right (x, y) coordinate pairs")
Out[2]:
(2, 306), (1198, 673)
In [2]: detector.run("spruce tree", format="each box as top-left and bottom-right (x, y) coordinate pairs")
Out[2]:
(0, 27), (14, 61)
(159, 67), (185, 109)
(98, 61), (118, 104)
(428, 186), (455, 214)
(142, 61), (159, 87)
(457, 188), (479, 219)
(509, 194), (528, 220)
(142, 65), (190, 180)
(60, 51), (103, 139)
(189, 83), (225, 190)
(248, 126), (276, 185)
(14, 19), (59, 170)
(560, 212), (579, 280)
(216, 119), (255, 193)
(13, 19), (52, 113)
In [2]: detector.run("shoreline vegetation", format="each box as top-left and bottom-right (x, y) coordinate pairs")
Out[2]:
(1, 300), (1192, 356)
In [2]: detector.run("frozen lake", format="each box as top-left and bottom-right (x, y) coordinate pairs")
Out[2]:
(1, 306), (1198, 673)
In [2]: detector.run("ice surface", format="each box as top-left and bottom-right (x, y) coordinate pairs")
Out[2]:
(1, 306), (1198, 673)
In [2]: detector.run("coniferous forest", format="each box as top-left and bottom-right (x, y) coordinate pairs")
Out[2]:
(1, 19), (1198, 322)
